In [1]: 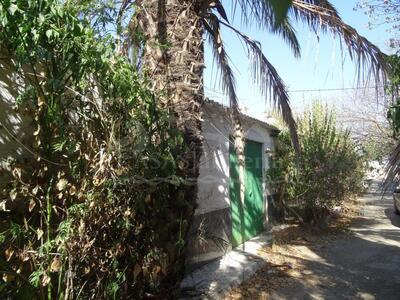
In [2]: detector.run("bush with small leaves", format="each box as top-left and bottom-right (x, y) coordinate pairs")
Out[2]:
(267, 102), (366, 223)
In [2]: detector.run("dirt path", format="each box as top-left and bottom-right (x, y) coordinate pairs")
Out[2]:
(225, 181), (400, 300)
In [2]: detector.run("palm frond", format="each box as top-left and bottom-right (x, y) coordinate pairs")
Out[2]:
(233, 0), (278, 27)
(385, 142), (400, 190)
(290, 0), (389, 85)
(203, 15), (239, 108)
(274, 19), (301, 58)
(208, 0), (230, 23)
(233, 0), (301, 57)
(300, 0), (339, 15)
(218, 19), (300, 152)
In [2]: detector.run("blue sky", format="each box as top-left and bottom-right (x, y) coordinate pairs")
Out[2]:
(204, 0), (393, 119)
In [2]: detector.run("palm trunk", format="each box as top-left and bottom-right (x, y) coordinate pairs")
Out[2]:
(231, 110), (246, 250)
(135, 0), (204, 288)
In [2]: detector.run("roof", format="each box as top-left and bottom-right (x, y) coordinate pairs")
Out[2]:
(203, 98), (280, 133)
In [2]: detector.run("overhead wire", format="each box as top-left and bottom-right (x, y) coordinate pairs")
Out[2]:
(205, 85), (386, 95)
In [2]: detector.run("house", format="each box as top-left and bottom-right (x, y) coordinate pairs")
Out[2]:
(186, 99), (279, 269)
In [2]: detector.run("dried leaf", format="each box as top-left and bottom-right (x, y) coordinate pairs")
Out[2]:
(144, 195), (151, 204)
(9, 190), (17, 201)
(56, 178), (68, 191)
(16, 264), (23, 274)
(78, 220), (85, 235)
(78, 192), (85, 201)
(2, 273), (15, 282)
(0, 200), (9, 212)
(23, 217), (29, 230)
(28, 199), (36, 212)
(124, 209), (132, 218)
(69, 185), (77, 195)
(154, 265), (161, 274)
(50, 257), (62, 272)
(37, 228), (44, 240)
(32, 185), (39, 195)
(21, 251), (30, 262)
(41, 273), (51, 286)
(12, 167), (22, 179)
(133, 264), (141, 280)
(5, 247), (14, 262)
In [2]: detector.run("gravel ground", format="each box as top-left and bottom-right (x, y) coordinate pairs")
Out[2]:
(224, 181), (400, 300)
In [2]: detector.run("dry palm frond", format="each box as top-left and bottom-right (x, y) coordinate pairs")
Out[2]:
(203, 10), (299, 151)
(291, 0), (389, 85)
(203, 15), (239, 109)
(218, 18), (300, 152)
(300, 0), (339, 14)
(385, 142), (400, 190)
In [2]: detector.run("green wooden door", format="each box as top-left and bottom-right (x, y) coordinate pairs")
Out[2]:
(230, 140), (264, 247)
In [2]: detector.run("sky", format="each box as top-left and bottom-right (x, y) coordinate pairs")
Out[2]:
(203, 0), (394, 120)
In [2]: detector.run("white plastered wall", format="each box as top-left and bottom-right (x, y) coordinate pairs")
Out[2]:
(196, 106), (231, 215)
(0, 54), (32, 186)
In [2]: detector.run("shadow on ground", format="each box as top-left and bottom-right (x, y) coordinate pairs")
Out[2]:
(385, 208), (400, 228)
(226, 186), (400, 300)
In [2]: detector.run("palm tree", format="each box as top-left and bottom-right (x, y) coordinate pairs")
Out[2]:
(130, 0), (388, 288)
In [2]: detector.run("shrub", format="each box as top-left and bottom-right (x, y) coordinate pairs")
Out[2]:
(0, 1), (188, 298)
(267, 102), (366, 223)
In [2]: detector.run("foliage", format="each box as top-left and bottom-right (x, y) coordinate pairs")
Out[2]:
(383, 54), (400, 185)
(386, 55), (400, 135)
(361, 138), (393, 162)
(0, 0), (187, 298)
(356, 1), (400, 136)
(356, 1), (400, 184)
(267, 103), (366, 223)
(357, 0), (400, 49)
(338, 90), (395, 162)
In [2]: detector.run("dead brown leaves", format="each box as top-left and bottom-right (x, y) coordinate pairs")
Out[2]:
(224, 200), (361, 299)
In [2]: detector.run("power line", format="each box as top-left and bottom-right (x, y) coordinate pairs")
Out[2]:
(205, 85), (385, 95)
(288, 86), (384, 93)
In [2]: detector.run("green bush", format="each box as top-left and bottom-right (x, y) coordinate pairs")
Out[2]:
(0, 1), (188, 298)
(267, 102), (366, 223)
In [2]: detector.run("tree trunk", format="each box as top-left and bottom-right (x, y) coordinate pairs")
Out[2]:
(231, 110), (246, 250)
(135, 0), (204, 289)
